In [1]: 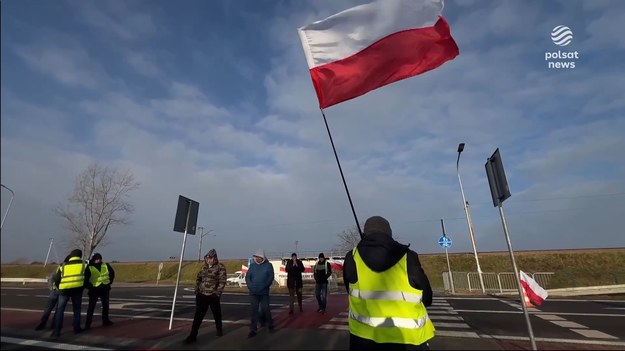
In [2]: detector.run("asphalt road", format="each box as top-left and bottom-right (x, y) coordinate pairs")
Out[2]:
(1, 284), (624, 350)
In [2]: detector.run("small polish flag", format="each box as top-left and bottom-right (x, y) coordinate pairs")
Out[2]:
(520, 271), (548, 306)
(298, 0), (459, 109)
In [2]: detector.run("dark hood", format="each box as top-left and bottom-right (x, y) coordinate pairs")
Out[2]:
(69, 249), (82, 259)
(356, 232), (410, 272)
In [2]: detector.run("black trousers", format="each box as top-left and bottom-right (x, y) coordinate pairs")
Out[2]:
(350, 333), (430, 350)
(190, 293), (222, 336)
(86, 288), (111, 327)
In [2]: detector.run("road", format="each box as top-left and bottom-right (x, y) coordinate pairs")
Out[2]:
(1, 285), (624, 350)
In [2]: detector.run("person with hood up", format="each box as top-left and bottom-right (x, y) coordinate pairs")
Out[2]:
(51, 249), (87, 337)
(245, 249), (276, 338)
(183, 249), (227, 344)
(84, 253), (115, 330)
(343, 216), (434, 350)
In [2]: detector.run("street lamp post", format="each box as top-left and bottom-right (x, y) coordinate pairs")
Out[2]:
(456, 143), (486, 294)
(198, 226), (215, 262)
(44, 238), (54, 267)
(1, 184), (15, 232)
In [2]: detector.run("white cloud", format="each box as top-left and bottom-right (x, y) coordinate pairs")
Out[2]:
(2, 0), (625, 263)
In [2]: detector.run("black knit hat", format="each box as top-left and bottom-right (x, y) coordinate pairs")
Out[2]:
(92, 253), (102, 261)
(363, 216), (393, 237)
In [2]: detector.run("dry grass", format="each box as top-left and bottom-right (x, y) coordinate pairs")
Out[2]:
(2, 249), (624, 289)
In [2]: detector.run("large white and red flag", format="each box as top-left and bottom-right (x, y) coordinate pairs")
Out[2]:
(520, 271), (549, 306)
(298, 0), (459, 109)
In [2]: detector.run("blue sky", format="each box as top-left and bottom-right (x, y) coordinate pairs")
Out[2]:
(1, 0), (624, 263)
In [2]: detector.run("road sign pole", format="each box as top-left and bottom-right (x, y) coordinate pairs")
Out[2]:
(440, 219), (455, 294)
(169, 203), (191, 330)
(445, 246), (455, 294)
(498, 204), (537, 350)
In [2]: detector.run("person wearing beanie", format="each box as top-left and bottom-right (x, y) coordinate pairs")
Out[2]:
(183, 248), (227, 344)
(313, 252), (332, 313)
(343, 216), (434, 350)
(84, 253), (116, 330)
(51, 249), (86, 337)
(285, 253), (305, 314)
(244, 248), (276, 338)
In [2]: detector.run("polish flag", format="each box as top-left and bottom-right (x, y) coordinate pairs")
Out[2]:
(298, 0), (459, 109)
(520, 271), (548, 306)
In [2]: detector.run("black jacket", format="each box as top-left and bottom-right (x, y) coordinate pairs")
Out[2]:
(313, 260), (332, 284)
(285, 258), (305, 289)
(342, 232), (433, 307)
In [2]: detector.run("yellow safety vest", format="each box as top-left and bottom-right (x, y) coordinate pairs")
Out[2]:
(59, 257), (86, 290)
(348, 248), (435, 345)
(89, 263), (110, 286)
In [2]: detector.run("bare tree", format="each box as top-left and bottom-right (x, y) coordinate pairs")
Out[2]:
(56, 163), (140, 259)
(335, 225), (362, 253)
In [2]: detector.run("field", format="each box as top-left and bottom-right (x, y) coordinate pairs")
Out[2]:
(2, 248), (624, 289)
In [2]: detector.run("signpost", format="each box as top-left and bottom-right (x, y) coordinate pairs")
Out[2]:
(485, 148), (536, 351)
(169, 195), (199, 330)
(439, 219), (454, 294)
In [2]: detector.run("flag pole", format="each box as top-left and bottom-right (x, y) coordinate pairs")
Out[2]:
(320, 109), (363, 239)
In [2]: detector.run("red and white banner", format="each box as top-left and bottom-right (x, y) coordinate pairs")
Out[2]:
(298, 0), (459, 109)
(520, 270), (548, 306)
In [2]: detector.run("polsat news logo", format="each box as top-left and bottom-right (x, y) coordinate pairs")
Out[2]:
(545, 25), (579, 69)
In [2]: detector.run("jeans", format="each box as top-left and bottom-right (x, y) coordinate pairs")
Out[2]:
(315, 283), (328, 310)
(189, 293), (222, 336)
(40, 289), (60, 326)
(86, 288), (111, 327)
(54, 288), (83, 334)
(249, 294), (272, 331)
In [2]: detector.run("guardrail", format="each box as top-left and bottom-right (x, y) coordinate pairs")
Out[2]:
(442, 271), (555, 293)
(1, 278), (47, 285)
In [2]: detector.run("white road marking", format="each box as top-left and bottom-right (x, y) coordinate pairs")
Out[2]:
(570, 329), (619, 340)
(1, 336), (112, 350)
(550, 321), (588, 329)
(478, 334), (625, 347)
(536, 314), (566, 321)
(437, 330), (480, 338)
(434, 322), (471, 328)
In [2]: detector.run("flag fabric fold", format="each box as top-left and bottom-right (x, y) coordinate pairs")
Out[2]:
(520, 270), (548, 306)
(298, 0), (459, 109)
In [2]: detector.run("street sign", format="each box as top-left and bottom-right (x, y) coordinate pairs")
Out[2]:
(438, 235), (452, 248)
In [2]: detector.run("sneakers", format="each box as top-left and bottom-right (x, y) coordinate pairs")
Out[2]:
(183, 335), (197, 344)
(268, 326), (276, 333)
(317, 308), (322, 313)
(247, 330), (257, 338)
(299, 307), (303, 312)
(216, 329), (223, 337)
(50, 331), (60, 337)
(35, 323), (46, 331)
(74, 327), (84, 334)
(103, 320), (114, 327)
(288, 310), (294, 315)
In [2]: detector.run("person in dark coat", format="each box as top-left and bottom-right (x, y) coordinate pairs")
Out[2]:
(285, 252), (305, 314)
(84, 253), (115, 329)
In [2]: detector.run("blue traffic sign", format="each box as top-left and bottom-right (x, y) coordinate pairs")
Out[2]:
(438, 235), (452, 248)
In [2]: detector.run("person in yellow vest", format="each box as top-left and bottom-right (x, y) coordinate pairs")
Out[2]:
(343, 216), (435, 350)
(51, 249), (87, 337)
(84, 253), (116, 329)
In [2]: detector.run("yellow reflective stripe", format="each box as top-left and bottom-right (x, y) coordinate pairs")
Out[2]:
(349, 287), (422, 304)
(349, 310), (429, 329)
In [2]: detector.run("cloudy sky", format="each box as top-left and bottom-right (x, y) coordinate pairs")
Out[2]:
(1, 0), (624, 263)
